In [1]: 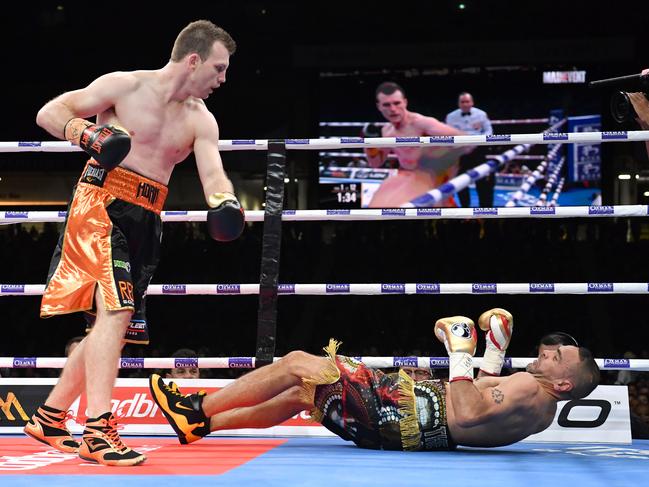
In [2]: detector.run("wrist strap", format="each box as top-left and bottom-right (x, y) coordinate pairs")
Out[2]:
(480, 346), (506, 376)
(449, 352), (474, 382)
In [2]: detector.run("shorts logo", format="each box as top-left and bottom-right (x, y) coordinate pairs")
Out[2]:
(83, 164), (106, 185)
(118, 280), (135, 306)
(113, 260), (131, 273)
(603, 358), (630, 368)
(451, 322), (472, 339)
(136, 182), (160, 205)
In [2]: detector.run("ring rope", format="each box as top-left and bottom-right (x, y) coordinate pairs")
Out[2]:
(1, 282), (648, 296)
(0, 356), (646, 371)
(550, 177), (566, 206)
(505, 157), (554, 207)
(318, 118), (551, 127)
(1, 205), (647, 225)
(403, 120), (565, 207)
(536, 157), (566, 205)
(2, 130), (649, 152)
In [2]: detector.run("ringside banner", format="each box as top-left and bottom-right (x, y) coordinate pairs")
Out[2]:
(0, 379), (630, 443)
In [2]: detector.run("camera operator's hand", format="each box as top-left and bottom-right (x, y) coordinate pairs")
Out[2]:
(628, 92), (649, 129)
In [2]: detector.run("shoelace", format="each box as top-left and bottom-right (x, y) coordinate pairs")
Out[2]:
(46, 409), (78, 429)
(101, 416), (128, 452)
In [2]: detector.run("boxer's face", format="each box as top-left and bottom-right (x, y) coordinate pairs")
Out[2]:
(167, 367), (200, 379)
(188, 41), (230, 99)
(377, 91), (408, 125)
(402, 367), (433, 381)
(527, 345), (580, 380)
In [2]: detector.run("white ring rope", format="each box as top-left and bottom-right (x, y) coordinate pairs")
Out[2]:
(550, 177), (566, 207)
(536, 157), (566, 206)
(401, 120), (566, 207)
(505, 156), (559, 207)
(2, 282), (648, 296)
(318, 118), (551, 128)
(2, 130), (649, 152)
(0, 356), (646, 371)
(1, 205), (647, 225)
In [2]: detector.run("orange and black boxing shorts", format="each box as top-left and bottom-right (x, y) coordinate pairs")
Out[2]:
(40, 160), (168, 345)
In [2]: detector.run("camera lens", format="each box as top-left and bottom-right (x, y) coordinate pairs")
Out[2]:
(610, 91), (634, 123)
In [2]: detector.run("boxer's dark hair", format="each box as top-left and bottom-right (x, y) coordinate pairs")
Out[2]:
(376, 82), (406, 100)
(568, 347), (600, 399)
(172, 20), (236, 62)
(540, 332), (578, 347)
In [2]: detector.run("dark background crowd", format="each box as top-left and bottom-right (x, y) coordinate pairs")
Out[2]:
(1, 1), (649, 427)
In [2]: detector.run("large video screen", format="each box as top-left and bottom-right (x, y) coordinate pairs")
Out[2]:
(318, 67), (603, 208)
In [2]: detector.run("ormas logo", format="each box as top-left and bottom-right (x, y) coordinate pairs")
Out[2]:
(587, 283), (614, 293)
(557, 399), (612, 428)
(529, 283), (555, 293)
(603, 358), (630, 369)
(393, 357), (418, 367)
(381, 283), (405, 293)
(162, 284), (186, 294)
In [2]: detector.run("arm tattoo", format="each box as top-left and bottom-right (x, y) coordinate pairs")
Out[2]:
(491, 388), (504, 404)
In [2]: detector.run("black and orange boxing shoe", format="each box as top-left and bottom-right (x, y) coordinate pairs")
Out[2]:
(24, 405), (81, 453)
(78, 412), (146, 466)
(149, 374), (210, 444)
